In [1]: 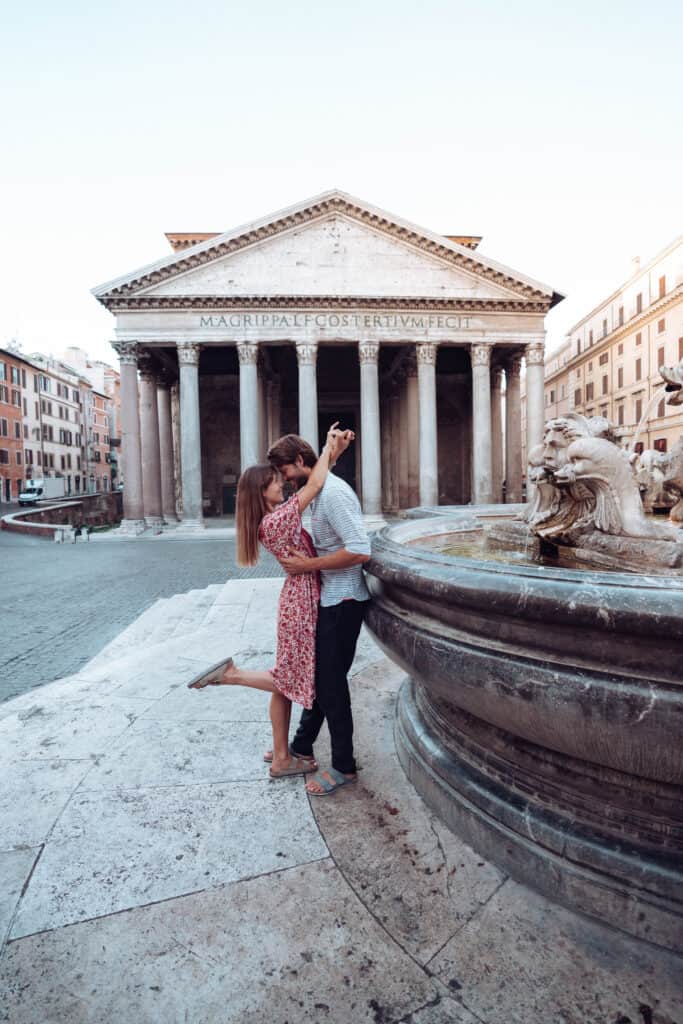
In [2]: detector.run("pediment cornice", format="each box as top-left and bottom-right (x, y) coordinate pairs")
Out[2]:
(103, 293), (551, 314)
(93, 191), (562, 310)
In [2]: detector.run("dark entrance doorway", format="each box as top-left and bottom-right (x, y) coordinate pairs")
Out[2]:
(318, 410), (357, 491)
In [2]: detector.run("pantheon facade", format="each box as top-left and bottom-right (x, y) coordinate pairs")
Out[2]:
(94, 191), (562, 531)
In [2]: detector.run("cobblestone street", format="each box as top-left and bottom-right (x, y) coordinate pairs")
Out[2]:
(0, 531), (282, 704)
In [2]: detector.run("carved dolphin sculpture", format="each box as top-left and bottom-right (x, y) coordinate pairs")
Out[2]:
(660, 360), (683, 406)
(554, 437), (675, 539)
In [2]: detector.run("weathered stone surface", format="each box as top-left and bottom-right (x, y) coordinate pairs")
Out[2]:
(1, 859), (437, 1024)
(0, 698), (149, 763)
(430, 879), (683, 1024)
(11, 780), (327, 937)
(313, 749), (504, 964)
(82, 718), (274, 790)
(0, 759), (92, 850)
(0, 849), (37, 946)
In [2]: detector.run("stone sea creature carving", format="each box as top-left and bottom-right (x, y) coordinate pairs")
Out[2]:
(660, 360), (683, 406)
(635, 449), (676, 512)
(522, 414), (598, 537)
(553, 437), (675, 539)
(663, 438), (683, 524)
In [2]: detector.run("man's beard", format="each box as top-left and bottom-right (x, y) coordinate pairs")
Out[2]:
(292, 470), (309, 487)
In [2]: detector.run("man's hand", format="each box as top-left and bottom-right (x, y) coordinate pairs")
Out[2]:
(280, 547), (314, 575)
(327, 425), (355, 465)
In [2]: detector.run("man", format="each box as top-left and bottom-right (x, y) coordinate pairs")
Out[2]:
(267, 433), (371, 796)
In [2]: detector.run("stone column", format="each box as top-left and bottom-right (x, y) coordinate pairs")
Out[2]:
(398, 375), (409, 508)
(171, 382), (182, 515)
(237, 342), (259, 470)
(157, 379), (178, 523)
(417, 342), (439, 507)
(138, 357), (164, 528)
(112, 341), (145, 534)
(471, 343), (493, 504)
(490, 366), (505, 504)
(406, 357), (420, 507)
(177, 342), (204, 530)
(296, 343), (319, 452)
(359, 340), (382, 516)
(389, 383), (401, 511)
(525, 341), (546, 468)
(505, 356), (523, 502)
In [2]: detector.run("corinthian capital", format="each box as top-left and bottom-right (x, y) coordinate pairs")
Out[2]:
(236, 342), (258, 366)
(177, 342), (201, 366)
(471, 343), (491, 368)
(525, 342), (545, 366)
(416, 343), (438, 366)
(506, 355), (523, 379)
(296, 343), (318, 367)
(112, 341), (138, 366)
(137, 353), (158, 382)
(358, 340), (380, 365)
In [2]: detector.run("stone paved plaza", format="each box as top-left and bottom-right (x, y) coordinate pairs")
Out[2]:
(0, 576), (681, 1024)
(0, 528), (281, 704)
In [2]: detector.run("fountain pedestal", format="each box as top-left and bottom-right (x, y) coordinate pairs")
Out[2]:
(365, 512), (683, 953)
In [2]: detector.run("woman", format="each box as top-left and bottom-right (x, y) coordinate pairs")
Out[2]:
(189, 422), (351, 779)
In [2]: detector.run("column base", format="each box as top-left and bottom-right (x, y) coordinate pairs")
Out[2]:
(117, 519), (147, 536)
(363, 514), (388, 533)
(177, 517), (206, 532)
(144, 515), (165, 529)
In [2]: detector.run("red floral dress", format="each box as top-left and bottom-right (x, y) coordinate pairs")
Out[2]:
(258, 494), (319, 709)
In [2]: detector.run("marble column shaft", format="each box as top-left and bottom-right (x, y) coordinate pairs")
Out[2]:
(406, 363), (420, 507)
(398, 378), (409, 508)
(237, 343), (260, 470)
(389, 386), (401, 511)
(525, 341), (546, 468)
(505, 356), (523, 502)
(417, 343), (439, 507)
(138, 362), (164, 527)
(112, 342), (145, 531)
(471, 344), (493, 504)
(177, 342), (204, 528)
(296, 344), (319, 453)
(490, 367), (504, 504)
(157, 381), (178, 522)
(359, 340), (382, 516)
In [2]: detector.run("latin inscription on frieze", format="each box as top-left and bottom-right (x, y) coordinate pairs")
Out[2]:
(199, 313), (470, 331)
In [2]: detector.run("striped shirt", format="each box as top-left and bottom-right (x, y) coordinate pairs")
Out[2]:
(310, 473), (371, 607)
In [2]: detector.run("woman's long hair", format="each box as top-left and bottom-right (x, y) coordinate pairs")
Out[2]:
(236, 464), (276, 566)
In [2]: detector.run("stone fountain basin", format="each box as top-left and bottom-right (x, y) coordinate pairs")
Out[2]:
(364, 509), (683, 951)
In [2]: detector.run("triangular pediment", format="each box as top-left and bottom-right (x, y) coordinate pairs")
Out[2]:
(93, 190), (561, 309)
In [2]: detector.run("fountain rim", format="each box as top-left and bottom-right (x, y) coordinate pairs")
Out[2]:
(373, 509), (683, 593)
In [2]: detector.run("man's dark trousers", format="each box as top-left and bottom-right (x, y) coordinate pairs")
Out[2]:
(291, 599), (366, 775)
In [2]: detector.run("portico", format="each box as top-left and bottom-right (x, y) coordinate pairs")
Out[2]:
(96, 191), (561, 530)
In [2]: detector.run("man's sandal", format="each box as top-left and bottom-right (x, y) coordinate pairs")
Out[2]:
(187, 658), (234, 689)
(269, 757), (319, 779)
(306, 767), (358, 796)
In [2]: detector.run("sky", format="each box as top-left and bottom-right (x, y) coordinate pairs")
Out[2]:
(1, 0), (681, 364)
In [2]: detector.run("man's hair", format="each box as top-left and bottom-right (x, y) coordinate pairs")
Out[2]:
(267, 434), (317, 469)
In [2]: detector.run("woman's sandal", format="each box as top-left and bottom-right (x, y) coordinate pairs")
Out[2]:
(187, 658), (234, 689)
(269, 756), (319, 779)
(263, 747), (316, 765)
(305, 767), (358, 796)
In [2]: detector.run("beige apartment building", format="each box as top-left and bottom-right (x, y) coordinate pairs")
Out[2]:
(538, 234), (683, 460)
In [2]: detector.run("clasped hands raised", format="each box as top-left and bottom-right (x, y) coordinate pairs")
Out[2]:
(279, 421), (355, 575)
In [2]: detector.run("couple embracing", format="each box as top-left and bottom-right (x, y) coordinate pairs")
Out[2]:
(189, 425), (370, 797)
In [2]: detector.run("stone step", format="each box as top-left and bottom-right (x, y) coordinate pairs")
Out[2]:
(84, 585), (228, 671)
